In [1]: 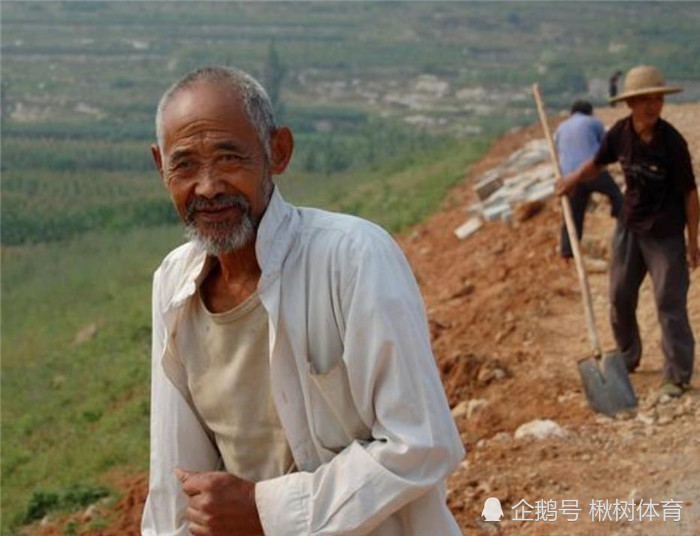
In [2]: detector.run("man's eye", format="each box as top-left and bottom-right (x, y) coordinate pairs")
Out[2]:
(220, 154), (240, 162)
(174, 160), (193, 170)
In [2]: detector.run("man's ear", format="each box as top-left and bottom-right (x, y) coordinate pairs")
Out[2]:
(269, 127), (294, 175)
(150, 144), (166, 183)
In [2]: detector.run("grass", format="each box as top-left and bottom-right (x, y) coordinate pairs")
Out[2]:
(1, 225), (183, 533)
(282, 137), (491, 233)
(23, 485), (110, 524)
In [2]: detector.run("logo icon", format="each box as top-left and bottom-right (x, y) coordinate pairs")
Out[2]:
(482, 497), (504, 522)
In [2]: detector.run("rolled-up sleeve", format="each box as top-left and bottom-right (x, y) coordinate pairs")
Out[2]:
(141, 269), (221, 536)
(255, 225), (464, 536)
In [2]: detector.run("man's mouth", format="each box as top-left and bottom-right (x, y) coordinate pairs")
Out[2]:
(185, 194), (250, 224)
(193, 205), (240, 223)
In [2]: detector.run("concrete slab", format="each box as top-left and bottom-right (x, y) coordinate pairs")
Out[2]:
(483, 202), (512, 222)
(474, 169), (504, 201)
(454, 217), (483, 240)
(524, 182), (556, 203)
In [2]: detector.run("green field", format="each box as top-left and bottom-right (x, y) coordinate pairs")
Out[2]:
(2, 2), (700, 534)
(1, 227), (176, 530)
(4, 2), (699, 247)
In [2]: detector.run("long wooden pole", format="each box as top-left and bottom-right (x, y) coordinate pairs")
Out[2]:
(532, 84), (601, 358)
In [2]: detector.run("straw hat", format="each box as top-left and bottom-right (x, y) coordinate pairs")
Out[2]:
(610, 65), (682, 103)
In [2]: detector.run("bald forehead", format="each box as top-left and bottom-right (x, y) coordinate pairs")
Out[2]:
(163, 81), (245, 126)
(159, 82), (260, 151)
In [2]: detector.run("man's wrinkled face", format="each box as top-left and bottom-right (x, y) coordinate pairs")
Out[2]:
(627, 93), (664, 131)
(154, 82), (273, 255)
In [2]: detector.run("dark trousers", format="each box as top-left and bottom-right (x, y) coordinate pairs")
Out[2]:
(609, 225), (695, 385)
(560, 171), (623, 258)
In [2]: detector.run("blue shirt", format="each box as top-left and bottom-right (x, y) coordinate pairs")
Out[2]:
(554, 112), (606, 174)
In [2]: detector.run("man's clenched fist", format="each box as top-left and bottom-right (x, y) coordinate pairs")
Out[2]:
(176, 468), (264, 536)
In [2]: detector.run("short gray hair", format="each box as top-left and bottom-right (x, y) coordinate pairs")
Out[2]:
(155, 66), (277, 158)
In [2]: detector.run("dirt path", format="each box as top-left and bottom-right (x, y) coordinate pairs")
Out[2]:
(399, 102), (700, 535)
(27, 103), (700, 536)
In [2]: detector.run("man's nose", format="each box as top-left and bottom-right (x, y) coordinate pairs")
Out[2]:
(194, 165), (225, 198)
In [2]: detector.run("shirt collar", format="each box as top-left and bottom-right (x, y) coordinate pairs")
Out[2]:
(166, 186), (295, 313)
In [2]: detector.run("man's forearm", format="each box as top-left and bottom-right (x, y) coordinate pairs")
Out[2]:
(686, 188), (699, 244)
(557, 158), (605, 196)
(685, 188), (699, 269)
(571, 158), (603, 185)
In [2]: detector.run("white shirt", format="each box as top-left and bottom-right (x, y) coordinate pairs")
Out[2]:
(141, 188), (465, 536)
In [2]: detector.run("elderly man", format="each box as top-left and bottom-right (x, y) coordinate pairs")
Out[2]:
(558, 65), (698, 398)
(141, 66), (464, 536)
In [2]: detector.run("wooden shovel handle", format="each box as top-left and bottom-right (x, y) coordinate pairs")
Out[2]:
(531, 84), (602, 358)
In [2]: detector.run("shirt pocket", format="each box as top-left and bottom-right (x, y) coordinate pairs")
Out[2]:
(307, 360), (371, 453)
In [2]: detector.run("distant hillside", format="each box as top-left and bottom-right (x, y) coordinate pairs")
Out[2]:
(2, 2), (700, 245)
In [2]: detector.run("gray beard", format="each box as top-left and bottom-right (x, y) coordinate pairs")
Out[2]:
(183, 194), (257, 255)
(184, 213), (256, 256)
(182, 177), (274, 256)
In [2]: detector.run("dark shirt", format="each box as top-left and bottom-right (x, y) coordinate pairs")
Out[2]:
(594, 116), (696, 237)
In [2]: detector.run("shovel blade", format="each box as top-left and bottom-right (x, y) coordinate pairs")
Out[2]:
(578, 352), (637, 415)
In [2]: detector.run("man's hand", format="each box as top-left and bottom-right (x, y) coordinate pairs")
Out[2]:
(688, 241), (699, 270)
(557, 159), (601, 197)
(175, 468), (263, 536)
(555, 174), (577, 197)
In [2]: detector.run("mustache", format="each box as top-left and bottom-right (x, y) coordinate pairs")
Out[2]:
(185, 194), (250, 222)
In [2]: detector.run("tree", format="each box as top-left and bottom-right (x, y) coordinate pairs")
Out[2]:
(1, 81), (12, 122)
(541, 61), (588, 96)
(263, 40), (287, 120)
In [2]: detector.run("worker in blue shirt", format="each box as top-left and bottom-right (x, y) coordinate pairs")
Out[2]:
(555, 100), (623, 260)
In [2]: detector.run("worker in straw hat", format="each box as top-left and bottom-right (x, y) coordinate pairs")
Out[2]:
(557, 64), (698, 398)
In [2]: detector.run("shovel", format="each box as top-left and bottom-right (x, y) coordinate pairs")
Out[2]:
(532, 84), (637, 415)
